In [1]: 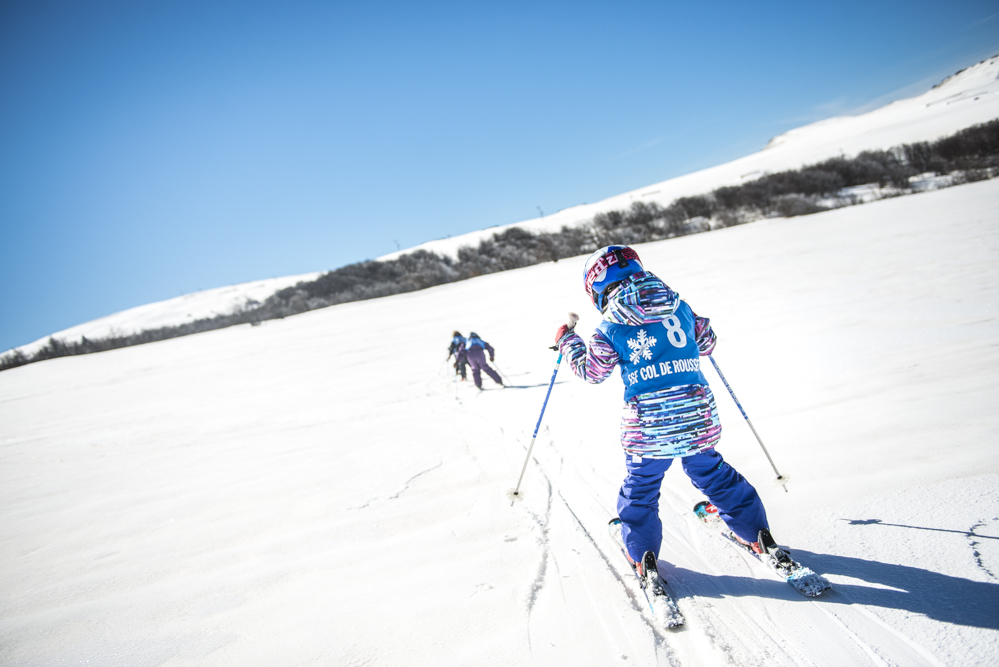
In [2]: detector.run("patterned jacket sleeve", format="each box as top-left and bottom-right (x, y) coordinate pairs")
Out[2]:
(691, 310), (717, 356)
(558, 329), (619, 384)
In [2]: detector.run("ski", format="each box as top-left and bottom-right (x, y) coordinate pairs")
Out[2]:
(693, 501), (831, 597)
(607, 518), (685, 628)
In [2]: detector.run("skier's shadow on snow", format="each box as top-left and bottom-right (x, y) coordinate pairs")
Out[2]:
(792, 549), (999, 630)
(844, 517), (999, 539)
(665, 552), (999, 630)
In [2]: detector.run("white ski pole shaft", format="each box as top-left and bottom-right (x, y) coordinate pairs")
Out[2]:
(512, 312), (578, 498)
(493, 364), (511, 385)
(708, 355), (789, 493)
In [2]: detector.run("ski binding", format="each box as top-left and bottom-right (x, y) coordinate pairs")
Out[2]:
(693, 501), (831, 597)
(608, 518), (685, 628)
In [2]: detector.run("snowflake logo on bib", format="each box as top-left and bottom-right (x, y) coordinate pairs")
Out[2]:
(626, 329), (657, 364)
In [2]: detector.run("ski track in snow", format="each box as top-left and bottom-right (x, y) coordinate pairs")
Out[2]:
(346, 460), (444, 509)
(968, 519), (999, 581)
(435, 218), (999, 667)
(449, 372), (946, 667)
(388, 460), (444, 500)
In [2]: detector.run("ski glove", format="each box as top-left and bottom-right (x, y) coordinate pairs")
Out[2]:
(554, 312), (580, 349)
(555, 324), (575, 345)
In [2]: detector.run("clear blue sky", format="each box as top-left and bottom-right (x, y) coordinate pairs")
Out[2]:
(2, 1), (997, 352)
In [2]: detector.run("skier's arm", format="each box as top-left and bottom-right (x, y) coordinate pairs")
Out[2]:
(485, 342), (495, 361)
(691, 311), (717, 356)
(557, 329), (618, 384)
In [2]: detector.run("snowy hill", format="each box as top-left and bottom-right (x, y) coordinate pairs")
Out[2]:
(9, 271), (323, 358)
(1, 178), (997, 665)
(8, 56), (998, 359)
(379, 54), (999, 260)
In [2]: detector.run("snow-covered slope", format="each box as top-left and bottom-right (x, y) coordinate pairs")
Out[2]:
(1, 179), (997, 666)
(10, 272), (322, 357)
(379, 54), (999, 261)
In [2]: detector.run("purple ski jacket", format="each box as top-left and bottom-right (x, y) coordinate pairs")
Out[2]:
(558, 272), (721, 458)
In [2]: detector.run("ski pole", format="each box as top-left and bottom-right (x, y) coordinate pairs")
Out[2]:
(708, 355), (789, 493)
(492, 363), (512, 385)
(511, 312), (578, 499)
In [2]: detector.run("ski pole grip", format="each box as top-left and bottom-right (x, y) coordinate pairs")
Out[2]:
(550, 312), (580, 351)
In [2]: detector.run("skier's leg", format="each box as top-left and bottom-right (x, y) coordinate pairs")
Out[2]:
(483, 364), (503, 385)
(466, 349), (486, 388)
(617, 454), (673, 563)
(682, 448), (768, 543)
(466, 357), (483, 387)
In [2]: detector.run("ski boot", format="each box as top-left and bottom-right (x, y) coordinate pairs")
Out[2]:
(636, 551), (667, 596)
(732, 533), (764, 554)
(757, 528), (796, 577)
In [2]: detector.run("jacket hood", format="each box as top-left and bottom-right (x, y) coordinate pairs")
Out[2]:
(602, 272), (680, 326)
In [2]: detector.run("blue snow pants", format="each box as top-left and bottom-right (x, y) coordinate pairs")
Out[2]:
(617, 448), (768, 563)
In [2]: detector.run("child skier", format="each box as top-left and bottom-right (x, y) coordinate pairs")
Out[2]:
(465, 332), (503, 389)
(447, 331), (468, 381)
(555, 245), (775, 580)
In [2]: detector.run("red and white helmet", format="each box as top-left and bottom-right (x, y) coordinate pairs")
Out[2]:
(582, 245), (643, 310)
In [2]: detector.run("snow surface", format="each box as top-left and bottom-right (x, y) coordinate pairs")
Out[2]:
(378, 55), (999, 262)
(1, 179), (997, 666)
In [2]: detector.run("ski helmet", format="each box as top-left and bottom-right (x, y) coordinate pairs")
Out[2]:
(583, 245), (643, 311)
(469, 332), (479, 339)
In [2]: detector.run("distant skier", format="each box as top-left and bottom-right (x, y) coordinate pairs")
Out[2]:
(465, 332), (503, 389)
(447, 331), (468, 381)
(555, 245), (774, 580)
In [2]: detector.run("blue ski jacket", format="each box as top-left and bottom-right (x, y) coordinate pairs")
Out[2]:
(558, 272), (720, 458)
